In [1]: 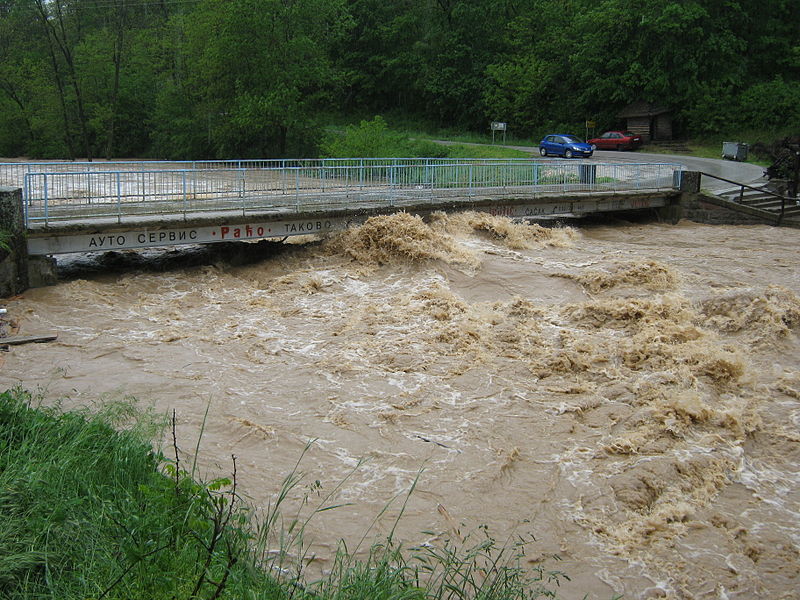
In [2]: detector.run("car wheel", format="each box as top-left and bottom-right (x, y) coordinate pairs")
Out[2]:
(590, 144), (597, 151)
(616, 144), (622, 151)
(565, 149), (573, 159)
(539, 147), (547, 156)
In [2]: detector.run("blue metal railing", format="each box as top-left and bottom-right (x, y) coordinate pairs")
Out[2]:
(7, 159), (681, 226)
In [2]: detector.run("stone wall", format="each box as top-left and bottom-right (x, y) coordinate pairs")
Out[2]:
(0, 187), (29, 297)
(677, 171), (785, 226)
(681, 192), (782, 226)
(0, 186), (57, 297)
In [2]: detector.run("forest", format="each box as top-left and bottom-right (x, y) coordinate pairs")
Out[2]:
(0, 0), (798, 160)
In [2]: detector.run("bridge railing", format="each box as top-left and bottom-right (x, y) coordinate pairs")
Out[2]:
(1, 158), (569, 186)
(19, 160), (680, 226)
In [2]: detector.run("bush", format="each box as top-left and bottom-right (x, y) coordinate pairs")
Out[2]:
(321, 116), (447, 158)
(737, 77), (800, 131)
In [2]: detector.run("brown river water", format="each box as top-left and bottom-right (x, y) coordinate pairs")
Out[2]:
(2, 212), (799, 599)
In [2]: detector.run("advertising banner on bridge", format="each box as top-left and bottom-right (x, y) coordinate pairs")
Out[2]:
(26, 194), (668, 256)
(26, 216), (356, 255)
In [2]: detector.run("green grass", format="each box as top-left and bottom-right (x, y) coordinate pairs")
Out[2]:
(640, 140), (771, 165)
(321, 117), (536, 160)
(0, 389), (279, 599)
(0, 388), (570, 599)
(640, 127), (799, 167)
(324, 114), (796, 172)
(441, 144), (533, 159)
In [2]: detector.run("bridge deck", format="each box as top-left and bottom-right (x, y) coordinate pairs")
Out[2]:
(3, 159), (678, 225)
(0, 158), (681, 254)
(26, 186), (667, 230)
(25, 189), (676, 255)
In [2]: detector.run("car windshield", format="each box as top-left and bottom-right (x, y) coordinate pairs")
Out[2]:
(562, 135), (583, 143)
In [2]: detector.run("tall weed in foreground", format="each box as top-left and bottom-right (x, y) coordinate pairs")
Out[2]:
(0, 388), (570, 599)
(307, 476), (569, 600)
(314, 527), (570, 600)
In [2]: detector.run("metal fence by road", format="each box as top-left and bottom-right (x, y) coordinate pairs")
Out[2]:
(7, 159), (680, 226)
(1, 158), (545, 186)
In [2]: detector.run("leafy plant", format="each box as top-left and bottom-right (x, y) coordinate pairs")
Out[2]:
(0, 228), (11, 254)
(321, 116), (447, 158)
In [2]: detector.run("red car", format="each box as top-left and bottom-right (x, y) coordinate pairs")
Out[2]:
(587, 131), (643, 151)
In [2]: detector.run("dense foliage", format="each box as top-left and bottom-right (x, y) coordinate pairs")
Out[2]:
(0, 0), (797, 159)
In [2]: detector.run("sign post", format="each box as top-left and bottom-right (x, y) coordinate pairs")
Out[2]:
(585, 120), (596, 142)
(490, 121), (507, 144)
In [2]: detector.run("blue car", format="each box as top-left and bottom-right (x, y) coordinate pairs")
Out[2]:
(539, 134), (594, 158)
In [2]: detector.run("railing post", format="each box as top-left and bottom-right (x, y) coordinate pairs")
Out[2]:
(425, 158), (430, 192)
(116, 171), (122, 223)
(295, 168), (300, 212)
(240, 168), (246, 212)
(21, 175), (28, 226)
(390, 162), (396, 207)
(469, 164), (473, 198)
(182, 170), (187, 219)
(43, 174), (49, 226)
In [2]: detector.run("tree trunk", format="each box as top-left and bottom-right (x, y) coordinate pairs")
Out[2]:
(106, 4), (126, 160)
(0, 83), (36, 148)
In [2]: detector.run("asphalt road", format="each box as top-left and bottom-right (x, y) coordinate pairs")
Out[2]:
(585, 149), (763, 192)
(439, 141), (768, 193)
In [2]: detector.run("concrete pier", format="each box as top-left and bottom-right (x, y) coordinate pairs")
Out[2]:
(0, 187), (56, 296)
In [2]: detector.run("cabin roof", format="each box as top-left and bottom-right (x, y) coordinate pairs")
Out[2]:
(617, 101), (671, 118)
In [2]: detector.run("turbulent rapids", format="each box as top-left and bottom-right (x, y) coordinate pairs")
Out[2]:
(2, 213), (799, 599)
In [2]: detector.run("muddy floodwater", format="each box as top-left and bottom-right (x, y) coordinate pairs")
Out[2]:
(2, 213), (799, 599)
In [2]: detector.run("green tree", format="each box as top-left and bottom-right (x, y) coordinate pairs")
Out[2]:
(0, 0), (70, 156)
(175, 0), (352, 157)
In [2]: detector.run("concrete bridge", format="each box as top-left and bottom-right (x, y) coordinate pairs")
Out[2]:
(1, 158), (683, 293)
(5, 158), (680, 252)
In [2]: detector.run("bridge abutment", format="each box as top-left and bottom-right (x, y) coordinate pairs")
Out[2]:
(1, 187), (56, 297)
(678, 171), (790, 226)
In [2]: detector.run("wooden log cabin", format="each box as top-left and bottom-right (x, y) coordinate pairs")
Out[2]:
(617, 102), (673, 143)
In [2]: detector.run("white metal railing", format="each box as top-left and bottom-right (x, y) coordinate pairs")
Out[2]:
(1, 158), (562, 186)
(9, 159), (680, 226)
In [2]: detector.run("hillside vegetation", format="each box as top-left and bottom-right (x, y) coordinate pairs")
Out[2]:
(0, 0), (797, 159)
